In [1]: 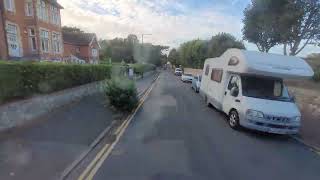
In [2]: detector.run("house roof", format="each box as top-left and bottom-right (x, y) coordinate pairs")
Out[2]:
(47, 0), (64, 9)
(63, 32), (97, 46)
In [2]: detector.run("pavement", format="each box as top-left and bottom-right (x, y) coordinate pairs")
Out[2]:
(89, 70), (320, 180)
(0, 72), (157, 180)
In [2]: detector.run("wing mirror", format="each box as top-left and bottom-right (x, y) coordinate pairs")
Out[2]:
(230, 87), (239, 97)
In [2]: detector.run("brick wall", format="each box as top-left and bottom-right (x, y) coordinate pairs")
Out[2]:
(0, 8), (8, 60)
(2, 0), (63, 60)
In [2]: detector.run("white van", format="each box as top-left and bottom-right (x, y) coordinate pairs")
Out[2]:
(200, 49), (314, 134)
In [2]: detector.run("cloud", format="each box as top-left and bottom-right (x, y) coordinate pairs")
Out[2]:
(59, 0), (319, 56)
(59, 0), (242, 46)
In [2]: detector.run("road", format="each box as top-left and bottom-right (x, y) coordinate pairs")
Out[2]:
(91, 70), (320, 180)
(0, 72), (157, 180)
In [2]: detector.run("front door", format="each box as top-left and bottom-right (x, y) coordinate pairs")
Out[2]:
(6, 23), (21, 57)
(223, 75), (240, 114)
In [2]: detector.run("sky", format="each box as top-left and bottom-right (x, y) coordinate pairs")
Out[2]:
(59, 0), (320, 57)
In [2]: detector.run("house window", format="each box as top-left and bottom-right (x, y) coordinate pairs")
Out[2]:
(92, 48), (98, 57)
(37, 0), (48, 21)
(211, 69), (223, 83)
(4, 0), (15, 12)
(52, 32), (62, 54)
(28, 28), (37, 51)
(50, 6), (60, 25)
(6, 23), (21, 57)
(25, 1), (34, 16)
(40, 29), (50, 52)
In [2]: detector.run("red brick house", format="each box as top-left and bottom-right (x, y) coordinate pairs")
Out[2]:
(63, 32), (100, 64)
(0, 0), (64, 61)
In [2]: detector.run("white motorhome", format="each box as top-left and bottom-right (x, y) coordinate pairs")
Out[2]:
(200, 49), (314, 134)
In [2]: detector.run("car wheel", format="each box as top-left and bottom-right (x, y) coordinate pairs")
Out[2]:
(229, 110), (240, 130)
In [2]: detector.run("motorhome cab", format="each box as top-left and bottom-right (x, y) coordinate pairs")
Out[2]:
(200, 49), (314, 134)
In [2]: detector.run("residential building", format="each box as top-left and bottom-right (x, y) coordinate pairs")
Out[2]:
(0, 0), (64, 61)
(63, 32), (100, 64)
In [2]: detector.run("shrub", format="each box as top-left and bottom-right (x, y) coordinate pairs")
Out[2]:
(313, 69), (320, 82)
(130, 63), (156, 74)
(104, 78), (138, 112)
(0, 61), (111, 104)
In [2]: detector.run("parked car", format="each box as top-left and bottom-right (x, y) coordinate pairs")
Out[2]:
(200, 48), (314, 134)
(192, 75), (202, 93)
(175, 68), (183, 76)
(181, 73), (193, 83)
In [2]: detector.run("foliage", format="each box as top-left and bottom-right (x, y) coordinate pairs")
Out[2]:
(99, 34), (168, 66)
(0, 61), (111, 104)
(62, 26), (84, 33)
(207, 33), (246, 57)
(313, 69), (320, 82)
(168, 48), (179, 66)
(175, 33), (245, 68)
(243, 0), (320, 55)
(242, 0), (284, 52)
(104, 78), (138, 112)
(130, 63), (156, 74)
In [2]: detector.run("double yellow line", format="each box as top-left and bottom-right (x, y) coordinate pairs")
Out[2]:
(78, 76), (159, 180)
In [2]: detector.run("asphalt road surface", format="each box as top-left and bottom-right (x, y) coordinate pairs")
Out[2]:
(92, 70), (320, 180)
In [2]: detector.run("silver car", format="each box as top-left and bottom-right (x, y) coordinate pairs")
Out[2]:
(192, 75), (202, 93)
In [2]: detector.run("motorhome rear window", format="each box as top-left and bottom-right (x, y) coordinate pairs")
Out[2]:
(205, 65), (210, 76)
(211, 69), (223, 83)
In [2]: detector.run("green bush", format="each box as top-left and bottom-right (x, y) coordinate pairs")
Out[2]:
(130, 63), (156, 74)
(0, 61), (111, 104)
(104, 78), (138, 112)
(313, 69), (320, 82)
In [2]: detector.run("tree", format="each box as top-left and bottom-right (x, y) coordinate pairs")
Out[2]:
(208, 33), (245, 57)
(243, 0), (320, 56)
(168, 49), (179, 66)
(281, 0), (320, 55)
(99, 34), (167, 66)
(242, 0), (285, 52)
(62, 26), (84, 33)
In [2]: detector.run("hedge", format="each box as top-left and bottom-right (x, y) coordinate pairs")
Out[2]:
(0, 61), (111, 104)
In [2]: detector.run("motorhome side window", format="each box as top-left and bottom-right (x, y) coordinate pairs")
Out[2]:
(210, 69), (223, 83)
(205, 65), (210, 76)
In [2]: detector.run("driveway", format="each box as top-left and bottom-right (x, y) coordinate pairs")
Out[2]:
(91, 70), (320, 180)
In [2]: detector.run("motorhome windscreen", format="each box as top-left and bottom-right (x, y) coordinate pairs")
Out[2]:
(241, 75), (292, 102)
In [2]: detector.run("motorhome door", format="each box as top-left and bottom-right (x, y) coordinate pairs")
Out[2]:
(223, 75), (241, 113)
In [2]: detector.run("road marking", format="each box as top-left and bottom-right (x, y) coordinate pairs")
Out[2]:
(78, 75), (159, 180)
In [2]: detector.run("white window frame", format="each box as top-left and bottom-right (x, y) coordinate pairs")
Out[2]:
(25, 0), (34, 16)
(4, 0), (15, 12)
(52, 32), (62, 54)
(37, 0), (48, 22)
(40, 28), (50, 53)
(28, 27), (37, 52)
(5, 21), (23, 57)
(92, 48), (98, 57)
(50, 6), (60, 25)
